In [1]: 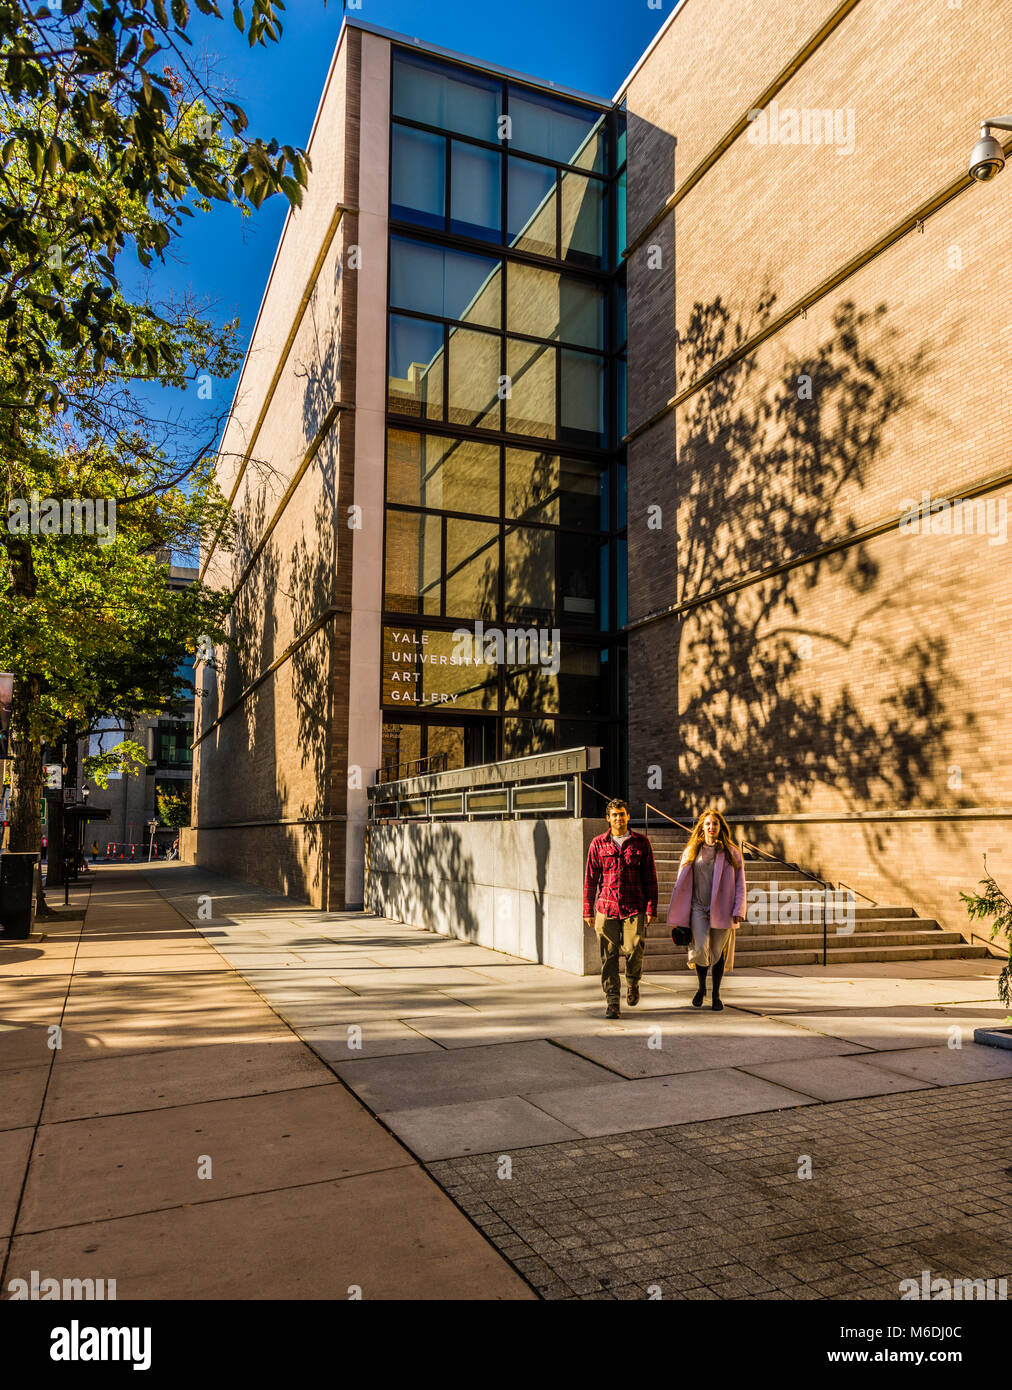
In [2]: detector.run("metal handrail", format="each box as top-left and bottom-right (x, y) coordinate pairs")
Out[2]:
(644, 801), (694, 836)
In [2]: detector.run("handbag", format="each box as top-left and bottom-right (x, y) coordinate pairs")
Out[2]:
(671, 925), (691, 946)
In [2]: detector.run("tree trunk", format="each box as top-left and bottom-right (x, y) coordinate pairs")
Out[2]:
(8, 675), (51, 915)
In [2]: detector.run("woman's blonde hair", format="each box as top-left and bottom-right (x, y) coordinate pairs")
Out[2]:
(683, 806), (742, 867)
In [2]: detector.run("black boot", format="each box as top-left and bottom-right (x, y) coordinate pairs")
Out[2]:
(692, 966), (707, 1008)
(711, 956), (725, 1011)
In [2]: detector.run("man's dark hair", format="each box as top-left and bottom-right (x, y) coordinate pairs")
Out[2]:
(605, 798), (629, 814)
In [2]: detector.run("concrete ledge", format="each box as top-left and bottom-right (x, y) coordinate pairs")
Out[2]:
(974, 1025), (1012, 1051)
(367, 819), (600, 974)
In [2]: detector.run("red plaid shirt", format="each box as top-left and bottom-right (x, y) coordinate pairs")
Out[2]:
(583, 831), (658, 919)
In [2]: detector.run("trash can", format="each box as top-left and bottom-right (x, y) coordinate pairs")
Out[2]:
(0, 852), (37, 939)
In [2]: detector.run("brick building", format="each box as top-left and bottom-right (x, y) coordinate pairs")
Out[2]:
(190, 3), (1012, 935)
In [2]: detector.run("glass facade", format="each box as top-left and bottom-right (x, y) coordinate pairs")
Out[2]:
(384, 48), (628, 790)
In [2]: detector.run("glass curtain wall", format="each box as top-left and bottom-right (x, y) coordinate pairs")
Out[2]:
(383, 48), (627, 789)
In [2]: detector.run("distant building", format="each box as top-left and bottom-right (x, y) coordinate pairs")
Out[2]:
(84, 563), (196, 856)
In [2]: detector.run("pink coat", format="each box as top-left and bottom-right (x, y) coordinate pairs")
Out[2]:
(667, 846), (747, 932)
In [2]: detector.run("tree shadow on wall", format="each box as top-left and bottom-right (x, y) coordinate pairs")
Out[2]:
(668, 294), (976, 872)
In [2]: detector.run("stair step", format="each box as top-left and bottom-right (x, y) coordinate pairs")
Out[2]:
(642, 943), (990, 970)
(645, 917), (943, 941)
(647, 929), (965, 952)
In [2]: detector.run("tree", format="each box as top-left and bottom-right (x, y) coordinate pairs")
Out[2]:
(0, 1), (313, 902)
(157, 781), (191, 828)
(961, 858), (1012, 1014)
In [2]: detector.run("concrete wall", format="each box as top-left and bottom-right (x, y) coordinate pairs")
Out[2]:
(367, 818), (600, 974)
(622, 0), (1012, 930)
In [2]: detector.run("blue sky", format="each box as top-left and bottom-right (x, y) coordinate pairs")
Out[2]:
(131, 0), (677, 460)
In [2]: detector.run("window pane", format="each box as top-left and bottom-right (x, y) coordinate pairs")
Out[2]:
(388, 429), (499, 517)
(559, 531), (602, 626)
(506, 263), (604, 348)
(391, 126), (445, 228)
(561, 169), (606, 267)
(445, 518), (498, 619)
(388, 315), (444, 420)
(617, 110), (626, 167)
(505, 447), (560, 523)
(451, 142), (502, 243)
(558, 644), (605, 715)
(389, 236), (499, 327)
(508, 87), (606, 171)
(504, 525), (555, 625)
(506, 338), (555, 438)
(448, 327), (501, 429)
(616, 168), (627, 263)
(560, 350), (605, 443)
(384, 510), (442, 615)
(504, 717), (555, 757)
(383, 626), (497, 711)
(507, 157), (556, 257)
(381, 719), (422, 780)
(426, 724), (466, 772)
(393, 51), (502, 142)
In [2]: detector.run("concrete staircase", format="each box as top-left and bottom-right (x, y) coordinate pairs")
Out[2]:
(641, 825), (989, 971)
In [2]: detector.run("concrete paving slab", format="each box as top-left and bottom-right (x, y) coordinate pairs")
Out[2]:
(859, 1044), (1012, 1086)
(5, 1164), (533, 1299)
(379, 1095), (582, 1160)
(330, 966), (504, 990)
(0, 1062), (51, 1129)
(333, 1039), (619, 1111)
(403, 1010), (603, 1049)
(525, 1069), (817, 1137)
(297, 1022), (443, 1061)
(739, 1054), (937, 1100)
(0, 1021), (64, 1070)
(771, 1005), (1011, 1051)
(43, 1039), (335, 1121)
(59, 956), (233, 974)
(19, 1083), (415, 1231)
(551, 1026), (865, 1078)
(0, 1127), (33, 1236)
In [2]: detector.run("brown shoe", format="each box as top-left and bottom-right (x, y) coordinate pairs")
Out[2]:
(626, 981), (640, 1007)
(605, 999), (620, 1019)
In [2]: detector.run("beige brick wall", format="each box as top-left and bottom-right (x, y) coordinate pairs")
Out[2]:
(623, 0), (1012, 931)
(192, 26), (365, 907)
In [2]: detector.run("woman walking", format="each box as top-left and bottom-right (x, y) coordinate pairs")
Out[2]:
(666, 808), (746, 1011)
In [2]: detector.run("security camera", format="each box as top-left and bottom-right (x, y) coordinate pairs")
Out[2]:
(970, 115), (1012, 182)
(970, 126), (1005, 182)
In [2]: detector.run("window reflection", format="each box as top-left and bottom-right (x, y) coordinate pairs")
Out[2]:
(506, 338), (554, 438)
(507, 157), (556, 257)
(388, 429), (499, 516)
(508, 86), (606, 172)
(391, 126), (445, 227)
(505, 525), (555, 625)
(393, 50), (502, 142)
(390, 237), (500, 326)
(451, 142), (502, 243)
(447, 327), (501, 429)
(446, 517), (498, 619)
(561, 170), (606, 267)
(388, 315), (444, 419)
(384, 510), (442, 615)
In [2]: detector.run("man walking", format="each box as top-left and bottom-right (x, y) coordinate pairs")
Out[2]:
(583, 799), (657, 1019)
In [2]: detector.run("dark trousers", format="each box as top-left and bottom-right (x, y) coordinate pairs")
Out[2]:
(594, 912), (645, 1000)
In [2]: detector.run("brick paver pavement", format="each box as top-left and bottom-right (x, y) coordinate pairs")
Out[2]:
(429, 1082), (1012, 1300)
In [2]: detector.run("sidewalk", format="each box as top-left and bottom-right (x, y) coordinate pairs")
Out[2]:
(0, 868), (531, 1299)
(3, 861), (1011, 1301)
